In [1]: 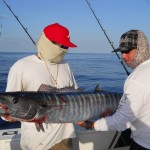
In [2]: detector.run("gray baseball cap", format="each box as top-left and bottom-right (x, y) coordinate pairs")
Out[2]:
(112, 30), (138, 53)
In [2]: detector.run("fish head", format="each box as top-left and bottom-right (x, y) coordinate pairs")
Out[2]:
(0, 92), (40, 121)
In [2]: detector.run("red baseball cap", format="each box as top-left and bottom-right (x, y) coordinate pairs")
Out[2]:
(43, 23), (77, 48)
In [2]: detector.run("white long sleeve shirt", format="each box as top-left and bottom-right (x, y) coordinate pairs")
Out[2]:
(6, 54), (78, 150)
(94, 59), (150, 149)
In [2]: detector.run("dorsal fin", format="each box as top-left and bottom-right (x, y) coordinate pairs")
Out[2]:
(94, 84), (101, 92)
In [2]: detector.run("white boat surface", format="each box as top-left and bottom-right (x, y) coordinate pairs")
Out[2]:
(0, 125), (130, 150)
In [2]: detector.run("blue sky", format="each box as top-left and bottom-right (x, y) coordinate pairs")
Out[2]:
(0, 0), (150, 53)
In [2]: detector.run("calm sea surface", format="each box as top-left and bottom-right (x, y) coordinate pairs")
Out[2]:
(0, 52), (130, 92)
(0, 52), (131, 129)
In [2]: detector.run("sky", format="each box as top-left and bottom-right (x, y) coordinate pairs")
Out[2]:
(0, 0), (150, 53)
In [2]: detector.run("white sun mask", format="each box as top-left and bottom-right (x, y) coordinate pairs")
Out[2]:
(36, 32), (68, 63)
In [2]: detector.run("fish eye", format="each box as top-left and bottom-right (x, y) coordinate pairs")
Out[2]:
(40, 104), (47, 109)
(13, 97), (19, 104)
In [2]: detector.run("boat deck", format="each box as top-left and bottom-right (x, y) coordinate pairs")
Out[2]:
(0, 127), (130, 150)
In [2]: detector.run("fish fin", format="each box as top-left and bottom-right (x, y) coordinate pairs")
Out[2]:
(33, 116), (48, 132)
(35, 123), (41, 132)
(39, 123), (45, 132)
(35, 123), (45, 132)
(38, 84), (57, 93)
(94, 84), (101, 92)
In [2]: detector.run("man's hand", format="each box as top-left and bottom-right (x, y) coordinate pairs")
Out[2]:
(76, 121), (86, 128)
(100, 109), (113, 118)
(76, 120), (94, 130)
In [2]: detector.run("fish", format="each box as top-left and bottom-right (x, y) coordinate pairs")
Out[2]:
(0, 90), (122, 132)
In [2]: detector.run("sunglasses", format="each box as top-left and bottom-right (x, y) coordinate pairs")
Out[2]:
(52, 41), (69, 50)
(121, 50), (131, 54)
(121, 47), (136, 54)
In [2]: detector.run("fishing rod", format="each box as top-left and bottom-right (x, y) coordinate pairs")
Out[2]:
(2, 0), (36, 45)
(85, 0), (130, 76)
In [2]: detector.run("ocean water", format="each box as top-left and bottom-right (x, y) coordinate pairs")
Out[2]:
(0, 52), (131, 129)
(0, 52), (130, 92)
(66, 53), (129, 92)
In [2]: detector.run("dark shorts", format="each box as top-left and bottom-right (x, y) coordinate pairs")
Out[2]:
(130, 141), (150, 150)
(49, 138), (73, 150)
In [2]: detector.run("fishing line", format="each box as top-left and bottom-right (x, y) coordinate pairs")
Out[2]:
(85, 0), (130, 76)
(2, 0), (36, 45)
(85, 0), (131, 147)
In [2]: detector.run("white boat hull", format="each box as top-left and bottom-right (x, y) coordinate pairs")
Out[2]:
(0, 127), (130, 150)
(0, 128), (21, 150)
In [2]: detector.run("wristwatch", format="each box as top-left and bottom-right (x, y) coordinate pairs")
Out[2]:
(85, 120), (94, 130)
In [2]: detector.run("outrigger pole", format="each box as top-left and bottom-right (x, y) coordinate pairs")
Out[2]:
(85, 0), (130, 76)
(2, 0), (36, 45)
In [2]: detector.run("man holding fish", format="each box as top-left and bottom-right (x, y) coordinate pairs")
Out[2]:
(77, 30), (150, 150)
(6, 23), (78, 150)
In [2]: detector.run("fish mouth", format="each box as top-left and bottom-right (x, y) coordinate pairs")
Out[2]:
(0, 103), (7, 116)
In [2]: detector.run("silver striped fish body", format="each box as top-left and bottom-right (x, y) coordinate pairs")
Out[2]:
(46, 91), (122, 123)
(0, 91), (122, 123)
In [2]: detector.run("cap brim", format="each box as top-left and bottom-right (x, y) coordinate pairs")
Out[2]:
(112, 46), (133, 53)
(112, 48), (121, 53)
(64, 41), (77, 48)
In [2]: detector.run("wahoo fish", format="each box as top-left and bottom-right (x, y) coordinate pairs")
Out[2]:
(0, 90), (122, 131)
